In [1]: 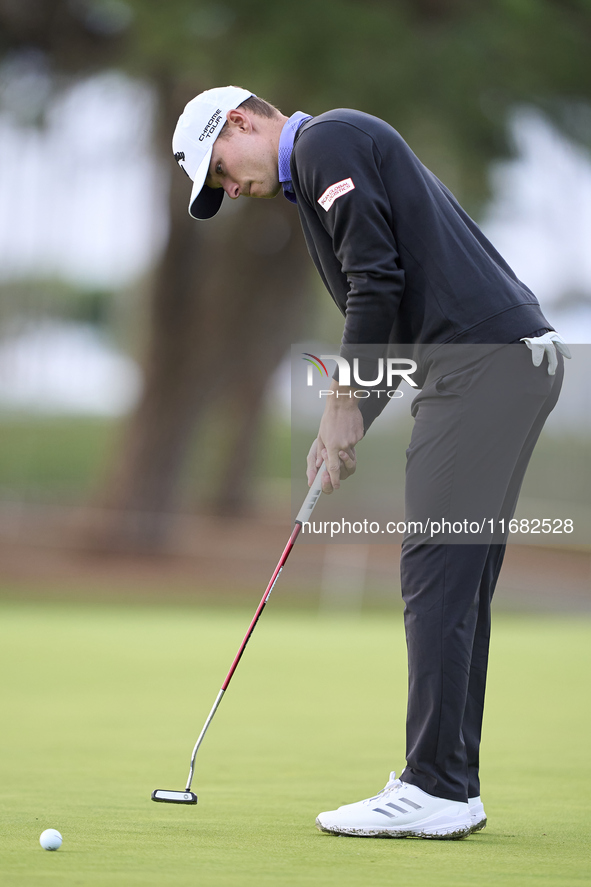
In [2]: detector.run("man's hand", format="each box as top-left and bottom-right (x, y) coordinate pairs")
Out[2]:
(520, 331), (571, 375)
(306, 381), (364, 493)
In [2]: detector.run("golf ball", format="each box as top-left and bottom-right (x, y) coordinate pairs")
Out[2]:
(39, 829), (62, 851)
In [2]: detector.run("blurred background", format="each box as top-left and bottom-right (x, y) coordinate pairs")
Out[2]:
(1, 0), (590, 611)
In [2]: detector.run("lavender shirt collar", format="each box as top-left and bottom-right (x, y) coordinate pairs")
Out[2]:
(278, 111), (312, 203)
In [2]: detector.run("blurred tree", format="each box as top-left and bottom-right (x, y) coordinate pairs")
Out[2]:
(1, 0), (590, 547)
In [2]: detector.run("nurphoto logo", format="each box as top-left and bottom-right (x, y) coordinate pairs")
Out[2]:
(302, 353), (418, 399)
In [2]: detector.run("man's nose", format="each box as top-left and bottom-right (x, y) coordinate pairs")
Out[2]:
(224, 181), (240, 199)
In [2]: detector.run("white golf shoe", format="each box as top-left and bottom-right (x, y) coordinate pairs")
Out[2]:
(316, 772), (472, 839)
(468, 796), (487, 832)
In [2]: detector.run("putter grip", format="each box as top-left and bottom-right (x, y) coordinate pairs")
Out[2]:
(295, 463), (326, 526)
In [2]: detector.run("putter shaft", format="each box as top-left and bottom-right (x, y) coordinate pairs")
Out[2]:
(185, 688), (225, 791)
(183, 466), (325, 793)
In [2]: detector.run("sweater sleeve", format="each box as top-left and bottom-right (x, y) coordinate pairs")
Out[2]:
(292, 120), (405, 360)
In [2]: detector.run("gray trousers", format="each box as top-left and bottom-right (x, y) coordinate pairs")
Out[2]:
(398, 344), (564, 802)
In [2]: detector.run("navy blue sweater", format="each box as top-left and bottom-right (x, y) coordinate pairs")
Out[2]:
(290, 110), (550, 423)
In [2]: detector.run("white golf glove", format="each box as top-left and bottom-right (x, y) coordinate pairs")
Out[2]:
(520, 331), (571, 376)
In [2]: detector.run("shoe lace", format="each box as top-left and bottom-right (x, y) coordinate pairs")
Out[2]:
(363, 772), (402, 806)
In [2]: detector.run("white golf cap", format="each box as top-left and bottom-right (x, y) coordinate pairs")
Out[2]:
(172, 86), (254, 220)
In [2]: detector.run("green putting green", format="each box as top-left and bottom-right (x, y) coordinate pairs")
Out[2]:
(0, 601), (589, 886)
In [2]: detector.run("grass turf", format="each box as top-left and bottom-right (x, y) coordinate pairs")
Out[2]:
(0, 601), (590, 886)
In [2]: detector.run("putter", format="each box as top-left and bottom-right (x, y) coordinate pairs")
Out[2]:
(151, 463), (326, 805)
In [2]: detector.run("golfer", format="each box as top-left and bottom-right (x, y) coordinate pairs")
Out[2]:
(172, 86), (569, 838)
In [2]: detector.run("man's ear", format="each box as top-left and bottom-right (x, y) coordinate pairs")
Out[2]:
(226, 108), (251, 133)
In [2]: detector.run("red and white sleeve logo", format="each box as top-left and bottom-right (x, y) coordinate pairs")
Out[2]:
(317, 177), (355, 211)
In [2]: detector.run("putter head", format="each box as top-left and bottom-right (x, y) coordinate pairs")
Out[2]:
(151, 789), (198, 805)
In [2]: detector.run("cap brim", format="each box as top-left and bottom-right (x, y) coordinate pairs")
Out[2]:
(188, 151), (224, 220)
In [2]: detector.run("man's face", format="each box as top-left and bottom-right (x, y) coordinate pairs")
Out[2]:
(205, 112), (281, 201)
